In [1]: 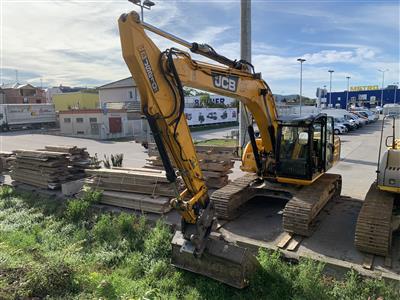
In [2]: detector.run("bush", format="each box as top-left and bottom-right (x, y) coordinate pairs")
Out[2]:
(93, 214), (119, 245)
(18, 260), (77, 298)
(0, 186), (14, 200)
(65, 199), (90, 223)
(143, 220), (171, 261)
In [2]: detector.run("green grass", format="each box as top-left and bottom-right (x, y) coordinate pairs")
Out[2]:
(0, 186), (398, 299)
(195, 138), (238, 147)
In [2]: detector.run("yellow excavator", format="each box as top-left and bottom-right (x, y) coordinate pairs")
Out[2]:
(355, 115), (399, 256)
(118, 10), (341, 288)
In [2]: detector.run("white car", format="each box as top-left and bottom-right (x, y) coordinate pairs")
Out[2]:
(334, 123), (347, 135)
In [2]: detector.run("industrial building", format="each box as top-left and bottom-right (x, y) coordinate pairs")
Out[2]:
(325, 85), (399, 109)
(59, 108), (143, 140)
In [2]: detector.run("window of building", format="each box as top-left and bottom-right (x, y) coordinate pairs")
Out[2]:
(76, 118), (84, 123)
(64, 118), (71, 123)
(76, 131), (84, 134)
(337, 97), (341, 101)
(358, 94), (367, 100)
(370, 96), (376, 104)
(129, 91), (133, 99)
(350, 96), (356, 103)
(89, 117), (97, 123)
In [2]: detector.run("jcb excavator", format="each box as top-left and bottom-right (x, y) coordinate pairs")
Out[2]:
(118, 10), (341, 288)
(355, 115), (399, 257)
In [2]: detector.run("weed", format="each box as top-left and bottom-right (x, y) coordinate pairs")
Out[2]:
(18, 260), (77, 298)
(0, 186), (14, 200)
(65, 199), (91, 223)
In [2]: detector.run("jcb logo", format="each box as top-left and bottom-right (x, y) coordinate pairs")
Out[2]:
(212, 73), (238, 92)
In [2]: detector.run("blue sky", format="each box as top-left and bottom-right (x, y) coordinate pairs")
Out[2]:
(1, 0), (399, 97)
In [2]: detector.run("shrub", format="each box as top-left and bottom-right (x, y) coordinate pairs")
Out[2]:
(143, 220), (171, 261)
(18, 260), (77, 298)
(93, 214), (119, 245)
(0, 186), (14, 200)
(65, 199), (90, 223)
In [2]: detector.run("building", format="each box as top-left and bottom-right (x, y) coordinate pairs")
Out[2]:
(326, 85), (399, 109)
(98, 77), (140, 109)
(52, 90), (99, 111)
(1, 83), (46, 104)
(0, 88), (5, 104)
(59, 109), (143, 139)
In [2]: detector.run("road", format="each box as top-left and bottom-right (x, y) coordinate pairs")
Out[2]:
(0, 120), (391, 200)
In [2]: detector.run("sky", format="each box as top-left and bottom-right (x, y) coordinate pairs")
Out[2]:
(0, 0), (399, 97)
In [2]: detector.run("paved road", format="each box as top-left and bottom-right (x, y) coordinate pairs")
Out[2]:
(0, 120), (392, 200)
(330, 118), (392, 200)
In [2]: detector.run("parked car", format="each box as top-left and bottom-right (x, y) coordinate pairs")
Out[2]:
(322, 109), (357, 130)
(351, 111), (370, 124)
(334, 123), (347, 135)
(334, 117), (350, 133)
(349, 113), (367, 127)
(355, 110), (378, 122)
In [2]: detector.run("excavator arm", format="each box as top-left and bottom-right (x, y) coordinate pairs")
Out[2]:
(118, 11), (278, 255)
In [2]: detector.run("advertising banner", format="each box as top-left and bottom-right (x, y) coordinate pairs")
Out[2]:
(184, 108), (237, 126)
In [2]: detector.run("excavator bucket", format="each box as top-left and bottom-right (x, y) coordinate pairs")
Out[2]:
(171, 231), (261, 289)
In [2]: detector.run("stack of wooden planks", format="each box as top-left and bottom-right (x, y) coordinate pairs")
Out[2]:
(145, 143), (236, 189)
(85, 167), (179, 213)
(0, 151), (15, 172)
(10, 150), (71, 189)
(43, 145), (98, 179)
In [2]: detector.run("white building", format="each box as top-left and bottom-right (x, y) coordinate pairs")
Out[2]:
(98, 77), (139, 108)
(59, 109), (144, 140)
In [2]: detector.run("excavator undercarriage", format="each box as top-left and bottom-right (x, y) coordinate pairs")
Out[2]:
(211, 173), (342, 236)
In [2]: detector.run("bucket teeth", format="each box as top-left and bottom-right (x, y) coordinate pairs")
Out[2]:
(171, 231), (260, 289)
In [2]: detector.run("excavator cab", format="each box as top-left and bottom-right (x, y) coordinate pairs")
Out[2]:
(275, 114), (334, 183)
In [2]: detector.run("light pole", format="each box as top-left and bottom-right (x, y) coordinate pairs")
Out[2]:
(129, 0), (155, 21)
(297, 58), (306, 115)
(239, 0), (252, 149)
(346, 76), (351, 109)
(328, 70), (334, 108)
(378, 69), (389, 107)
(394, 82), (399, 104)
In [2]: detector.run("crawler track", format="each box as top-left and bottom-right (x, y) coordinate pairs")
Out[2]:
(355, 183), (394, 257)
(211, 173), (342, 237)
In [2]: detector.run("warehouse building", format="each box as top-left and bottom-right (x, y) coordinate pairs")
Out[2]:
(326, 85), (399, 109)
(59, 108), (143, 140)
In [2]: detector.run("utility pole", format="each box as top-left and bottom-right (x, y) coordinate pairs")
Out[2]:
(328, 70), (334, 108)
(346, 76), (350, 109)
(378, 69), (388, 107)
(239, 0), (251, 149)
(297, 58), (306, 115)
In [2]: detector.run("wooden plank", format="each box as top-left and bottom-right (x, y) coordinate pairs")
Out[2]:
(362, 254), (375, 270)
(277, 232), (293, 249)
(286, 236), (303, 251)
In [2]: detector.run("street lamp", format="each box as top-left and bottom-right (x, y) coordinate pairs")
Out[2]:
(346, 76), (351, 109)
(394, 82), (399, 104)
(129, 0), (155, 21)
(328, 70), (334, 108)
(297, 58), (306, 115)
(378, 69), (389, 107)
